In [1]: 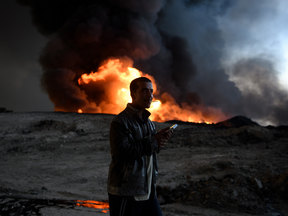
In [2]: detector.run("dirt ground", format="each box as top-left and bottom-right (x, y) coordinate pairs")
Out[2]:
(0, 112), (287, 215)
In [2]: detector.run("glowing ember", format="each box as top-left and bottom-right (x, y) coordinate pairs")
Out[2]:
(76, 200), (109, 213)
(78, 109), (83, 113)
(77, 57), (228, 123)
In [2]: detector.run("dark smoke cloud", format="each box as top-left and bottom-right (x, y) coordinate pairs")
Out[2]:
(134, 34), (198, 104)
(18, 0), (166, 112)
(232, 58), (288, 125)
(18, 0), (288, 125)
(184, 0), (232, 15)
(154, 0), (288, 125)
(41, 68), (91, 112)
(156, 0), (243, 114)
(18, 0), (202, 113)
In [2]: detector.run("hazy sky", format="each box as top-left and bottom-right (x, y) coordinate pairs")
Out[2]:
(0, 1), (53, 112)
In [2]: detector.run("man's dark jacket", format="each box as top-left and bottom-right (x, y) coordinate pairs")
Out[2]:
(107, 104), (160, 196)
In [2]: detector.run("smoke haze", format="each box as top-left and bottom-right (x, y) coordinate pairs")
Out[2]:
(17, 0), (288, 125)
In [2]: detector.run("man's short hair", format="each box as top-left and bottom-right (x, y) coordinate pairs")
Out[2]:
(130, 77), (152, 94)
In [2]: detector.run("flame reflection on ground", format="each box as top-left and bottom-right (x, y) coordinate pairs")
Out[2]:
(75, 200), (109, 213)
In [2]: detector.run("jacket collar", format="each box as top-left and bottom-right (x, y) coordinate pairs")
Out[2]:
(126, 103), (151, 121)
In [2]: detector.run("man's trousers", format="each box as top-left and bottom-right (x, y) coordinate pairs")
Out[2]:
(108, 193), (163, 216)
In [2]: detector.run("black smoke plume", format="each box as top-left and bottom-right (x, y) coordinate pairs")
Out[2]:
(232, 58), (288, 126)
(18, 0), (288, 125)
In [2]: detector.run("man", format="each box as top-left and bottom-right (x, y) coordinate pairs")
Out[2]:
(107, 77), (173, 216)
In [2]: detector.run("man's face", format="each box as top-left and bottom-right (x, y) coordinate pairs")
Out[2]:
(131, 81), (153, 109)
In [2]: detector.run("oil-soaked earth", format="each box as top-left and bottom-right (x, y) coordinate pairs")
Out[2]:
(0, 112), (287, 216)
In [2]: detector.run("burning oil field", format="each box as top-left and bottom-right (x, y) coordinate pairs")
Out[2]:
(16, 0), (288, 126)
(1, 0), (288, 215)
(0, 112), (288, 215)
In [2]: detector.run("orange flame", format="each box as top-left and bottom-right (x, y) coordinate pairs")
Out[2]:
(77, 57), (228, 123)
(76, 200), (109, 213)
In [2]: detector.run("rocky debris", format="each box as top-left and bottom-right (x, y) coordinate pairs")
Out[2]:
(0, 196), (74, 215)
(219, 125), (274, 144)
(267, 126), (288, 140)
(262, 171), (288, 200)
(0, 195), (109, 215)
(20, 119), (77, 135)
(254, 178), (263, 189)
(0, 107), (13, 113)
(157, 173), (286, 215)
(166, 124), (276, 149)
(0, 112), (114, 154)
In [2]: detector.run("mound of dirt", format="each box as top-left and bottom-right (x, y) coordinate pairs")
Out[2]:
(216, 116), (259, 128)
(158, 174), (268, 215)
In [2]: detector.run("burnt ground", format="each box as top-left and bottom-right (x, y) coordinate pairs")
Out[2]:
(0, 112), (287, 216)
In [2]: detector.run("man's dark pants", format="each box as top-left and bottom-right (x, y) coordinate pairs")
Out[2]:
(108, 193), (163, 216)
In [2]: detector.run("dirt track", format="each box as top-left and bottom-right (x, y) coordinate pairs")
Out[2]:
(0, 112), (287, 215)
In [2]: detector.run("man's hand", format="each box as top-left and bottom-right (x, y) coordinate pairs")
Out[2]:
(155, 127), (173, 149)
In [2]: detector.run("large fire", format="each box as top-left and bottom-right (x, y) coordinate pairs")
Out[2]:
(77, 57), (228, 123)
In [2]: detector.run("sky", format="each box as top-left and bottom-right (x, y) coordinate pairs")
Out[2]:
(1, 0), (288, 126)
(0, 1), (53, 112)
(217, 0), (288, 88)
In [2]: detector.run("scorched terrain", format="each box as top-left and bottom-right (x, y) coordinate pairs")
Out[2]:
(0, 112), (287, 215)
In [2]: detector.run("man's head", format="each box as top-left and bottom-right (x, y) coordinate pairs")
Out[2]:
(130, 77), (153, 109)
